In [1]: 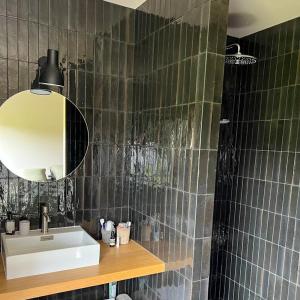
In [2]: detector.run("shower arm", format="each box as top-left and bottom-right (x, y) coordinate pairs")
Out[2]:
(226, 43), (241, 54)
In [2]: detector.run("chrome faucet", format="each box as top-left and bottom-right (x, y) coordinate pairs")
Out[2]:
(40, 205), (51, 234)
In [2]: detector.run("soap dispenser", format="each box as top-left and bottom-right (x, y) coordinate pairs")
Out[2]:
(5, 212), (15, 235)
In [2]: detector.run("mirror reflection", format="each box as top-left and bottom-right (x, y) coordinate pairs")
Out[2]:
(0, 90), (89, 182)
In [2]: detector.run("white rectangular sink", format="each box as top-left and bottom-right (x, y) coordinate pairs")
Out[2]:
(1, 226), (100, 280)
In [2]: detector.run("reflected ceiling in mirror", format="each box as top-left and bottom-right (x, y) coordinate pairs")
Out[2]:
(0, 90), (89, 182)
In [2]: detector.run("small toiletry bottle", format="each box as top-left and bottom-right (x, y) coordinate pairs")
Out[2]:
(109, 230), (116, 247)
(116, 232), (120, 248)
(99, 218), (105, 240)
(109, 282), (117, 298)
(5, 212), (15, 235)
(19, 216), (30, 236)
(106, 220), (114, 231)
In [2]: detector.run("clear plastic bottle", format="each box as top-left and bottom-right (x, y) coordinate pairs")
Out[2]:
(109, 230), (116, 247)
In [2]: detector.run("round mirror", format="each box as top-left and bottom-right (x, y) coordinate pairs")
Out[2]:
(0, 90), (89, 182)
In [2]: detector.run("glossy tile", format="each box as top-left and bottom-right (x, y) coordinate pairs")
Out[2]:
(0, 0), (230, 299)
(130, 0), (229, 299)
(209, 17), (300, 300)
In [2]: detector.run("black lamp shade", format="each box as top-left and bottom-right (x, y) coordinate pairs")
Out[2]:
(39, 49), (64, 88)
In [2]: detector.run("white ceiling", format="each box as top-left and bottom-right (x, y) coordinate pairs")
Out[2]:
(228, 0), (300, 38)
(104, 0), (300, 37)
(103, 0), (146, 9)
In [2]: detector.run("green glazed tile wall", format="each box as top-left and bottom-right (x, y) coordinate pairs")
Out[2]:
(127, 0), (229, 299)
(0, 0), (135, 237)
(0, 0), (230, 299)
(0, 1), (135, 298)
(209, 18), (300, 300)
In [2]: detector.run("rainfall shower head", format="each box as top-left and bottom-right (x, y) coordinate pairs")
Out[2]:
(225, 43), (257, 65)
(225, 53), (257, 65)
(220, 118), (230, 124)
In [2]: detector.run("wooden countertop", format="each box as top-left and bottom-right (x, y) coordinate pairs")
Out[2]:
(0, 241), (165, 300)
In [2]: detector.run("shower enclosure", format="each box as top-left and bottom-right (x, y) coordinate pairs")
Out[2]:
(209, 18), (300, 300)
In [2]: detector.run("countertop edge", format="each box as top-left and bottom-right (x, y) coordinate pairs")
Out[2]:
(0, 264), (165, 300)
(0, 241), (165, 300)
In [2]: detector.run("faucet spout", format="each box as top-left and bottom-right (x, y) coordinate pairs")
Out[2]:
(40, 205), (50, 234)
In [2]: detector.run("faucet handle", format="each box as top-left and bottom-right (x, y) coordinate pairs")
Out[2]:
(41, 205), (48, 214)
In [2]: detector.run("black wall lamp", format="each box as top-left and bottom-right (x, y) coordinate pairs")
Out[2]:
(39, 49), (64, 89)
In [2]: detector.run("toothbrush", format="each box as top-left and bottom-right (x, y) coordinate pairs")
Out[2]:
(100, 218), (105, 230)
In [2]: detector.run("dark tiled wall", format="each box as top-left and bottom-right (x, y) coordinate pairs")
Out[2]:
(128, 0), (229, 299)
(0, 0), (134, 299)
(73, 0), (135, 238)
(210, 18), (300, 300)
(0, 0), (134, 236)
(0, 0), (230, 299)
(208, 35), (239, 300)
(33, 279), (132, 300)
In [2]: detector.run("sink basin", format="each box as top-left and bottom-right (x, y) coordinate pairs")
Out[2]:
(1, 226), (100, 279)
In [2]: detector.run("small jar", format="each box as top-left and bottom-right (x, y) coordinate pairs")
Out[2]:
(19, 219), (30, 236)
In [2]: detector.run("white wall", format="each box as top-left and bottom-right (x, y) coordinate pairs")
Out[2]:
(0, 90), (65, 180)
